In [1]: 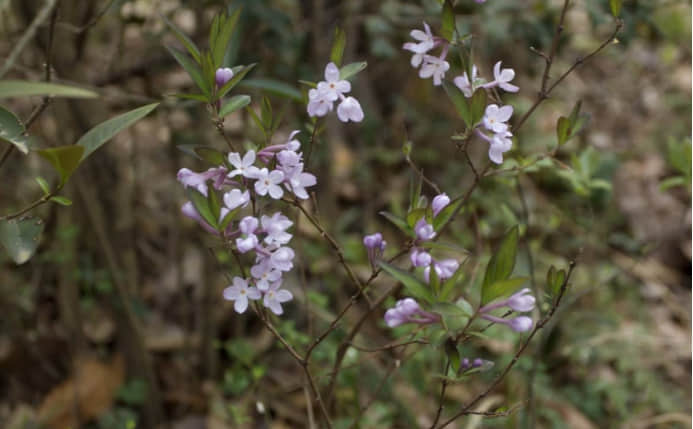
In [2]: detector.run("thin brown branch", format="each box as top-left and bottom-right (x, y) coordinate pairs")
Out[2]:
(436, 261), (576, 428)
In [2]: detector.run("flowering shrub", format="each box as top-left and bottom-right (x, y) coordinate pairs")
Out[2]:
(166, 1), (624, 427)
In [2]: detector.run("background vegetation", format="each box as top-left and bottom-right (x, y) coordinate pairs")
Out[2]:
(0, 0), (690, 428)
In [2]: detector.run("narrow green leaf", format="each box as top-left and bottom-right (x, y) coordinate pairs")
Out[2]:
(0, 217), (44, 264)
(216, 63), (257, 100)
(440, 265), (465, 301)
(35, 177), (50, 194)
(470, 89), (487, 126)
(609, 0), (622, 17)
(219, 95), (251, 118)
(556, 116), (570, 146)
(406, 207), (426, 228)
(50, 196), (72, 206)
(260, 97), (272, 130)
(330, 27), (346, 67)
(166, 46), (210, 96)
(77, 103), (159, 161)
(187, 187), (217, 228)
(38, 145), (85, 187)
(212, 9), (241, 67)
(442, 81), (472, 127)
(0, 81), (97, 99)
(0, 105), (30, 154)
(207, 188), (222, 226)
(171, 93), (208, 102)
(481, 225), (519, 291)
(379, 211), (413, 236)
(660, 176), (687, 191)
(378, 261), (433, 303)
(481, 277), (528, 305)
(408, 172), (423, 212)
(162, 15), (201, 63)
(441, 0), (455, 42)
(238, 79), (302, 101)
(339, 62), (367, 80)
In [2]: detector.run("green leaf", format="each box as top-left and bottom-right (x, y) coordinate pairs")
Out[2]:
(187, 187), (217, 228)
(442, 81), (472, 128)
(379, 261), (433, 303)
(481, 226), (519, 300)
(0, 81), (97, 99)
(216, 63), (257, 100)
(50, 196), (72, 206)
(77, 103), (159, 161)
(38, 145), (85, 187)
(171, 93), (208, 102)
(609, 0), (622, 17)
(166, 46), (210, 96)
(212, 9), (241, 68)
(35, 177), (50, 194)
(660, 176), (687, 191)
(470, 89), (487, 126)
(547, 266), (566, 296)
(441, 0), (455, 42)
(194, 147), (226, 165)
(556, 116), (570, 146)
(0, 105), (30, 154)
(0, 217), (44, 264)
(219, 95), (251, 118)
(330, 27), (347, 66)
(433, 301), (472, 318)
(379, 211), (413, 236)
(439, 264), (465, 301)
(481, 277), (528, 306)
(239, 78), (302, 102)
(339, 62), (367, 80)
(433, 196), (463, 231)
(162, 15), (201, 63)
(406, 207), (426, 228)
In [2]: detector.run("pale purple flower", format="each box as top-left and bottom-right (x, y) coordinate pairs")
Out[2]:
(177, 168), (209, 195)
(307, 88), (333, 117)
(228, 150), (260, 179)
(215, 67), (234, 87)
(383, 298), (440, 328)
(261, 212), (293, 245)
(414, 218), (436, 241)
(253, 168), (285, 199)
(236, 234), (259, 253)
(488, 131), (513, 165)
(269, 246), (295, 272)
(239, 216), (259, 235)
(223, 277), (261, 314)
(363, 232), (385, 249)
(277, 150), (302, 169)
(285, 130), (301, 151)
(491, 61), (519, 93)
(223, 189), (250, 211)
(424, 258), (459, 282)
(453, 65), (479, 98)
(480, 287), (535, 313)
(509, 316), (533, 332)
(250, 261), (282, 292)
(337, 96), (364, 123)
(419, 55), (450, 86)
(410, 248), (432, 267)
(284, 166), (317, 200)
(403, 22), (436, 68)
(432, 193), (451, 216)
(483, 104), (513, 133)
(263, 280), (293, 315)
(317, 62), (351, 102)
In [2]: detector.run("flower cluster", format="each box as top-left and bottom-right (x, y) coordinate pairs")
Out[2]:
(307, 62), (364, 122)
(410, 193), (460, 283)
(454, 61), (519, 164)
(403, 22), (450, 86)
(384, 298), (441, 328)
(479, 288), (536, 332)
(178, 131), (316, 315)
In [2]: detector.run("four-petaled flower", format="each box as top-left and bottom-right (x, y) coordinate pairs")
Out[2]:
(263, 280), (294, 315)
(403, 22), (436, 67)
(253, 168), (285, 199)
(223, 277), (261, 314)
(228, 150), (260, 179)
(419, 55), (450, 86)
(317, 62), (351, 101)
(491, 61), (519, 93)
(483, 104), (514, 133)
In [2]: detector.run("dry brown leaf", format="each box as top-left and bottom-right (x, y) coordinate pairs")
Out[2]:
(37, 354), (124, 429)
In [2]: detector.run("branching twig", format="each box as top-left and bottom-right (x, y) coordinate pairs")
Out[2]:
(435, 261), (576, 428)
